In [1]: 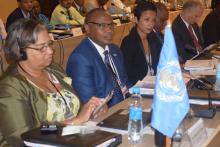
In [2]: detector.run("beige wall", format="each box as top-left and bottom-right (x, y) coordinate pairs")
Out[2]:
(0, 0), (17, 23)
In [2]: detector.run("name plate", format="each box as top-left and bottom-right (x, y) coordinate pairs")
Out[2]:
(71, 27), (83, 36)
(187, 118), (207, 147)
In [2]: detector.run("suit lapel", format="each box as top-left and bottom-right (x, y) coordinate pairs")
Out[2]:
(178, 16), (195, 46)
(85, 38), (109, 72)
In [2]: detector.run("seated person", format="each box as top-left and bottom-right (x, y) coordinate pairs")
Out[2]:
(152, 2), (169, 42)
(32, 0), (51, 28)
(0, 18), (7, 39)
(6, 0), (33, 31)
(120, 1), (160, 85)
(66, 8), (130, 107)
(172, 0), (204, 63)
(0, 19), (104, 146)
(72, 0), (86, 16)
(84, 0), (101, 13)
(202, 0), (220, 47)
(84, 0), (130, 14)
(106, 0), (132, 14)
(51, 0), (84, 26)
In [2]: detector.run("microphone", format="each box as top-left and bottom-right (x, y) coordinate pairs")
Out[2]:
(188, 74), (216, 118)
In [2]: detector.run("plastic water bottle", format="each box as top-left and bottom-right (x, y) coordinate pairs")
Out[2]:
(128, 87), (143, 144)
(215, 61), (220, 91)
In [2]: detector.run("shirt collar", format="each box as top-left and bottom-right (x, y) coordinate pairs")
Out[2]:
(88, 37), (109, 61)
(21, 9), (30, 19)
(180, 14), (189, 28)
(73, 0), (80, 10)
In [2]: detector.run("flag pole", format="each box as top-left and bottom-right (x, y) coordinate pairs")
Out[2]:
(166, 136), (171, 147)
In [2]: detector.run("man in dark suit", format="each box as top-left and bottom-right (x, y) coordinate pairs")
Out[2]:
(66, 8), (130, 107)
(6, 0), (33, 31)
(172, 0), (204, 63)
(202, 0), (220, 47)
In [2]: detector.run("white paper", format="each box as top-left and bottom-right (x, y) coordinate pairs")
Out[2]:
(129, 76), (155, 95)
(24, 141), (58, 147)
(187, 119), (207, 147)
(184, 60), (214, 71)
(189, 99), (220, 105)
(71, 27), (83, 36)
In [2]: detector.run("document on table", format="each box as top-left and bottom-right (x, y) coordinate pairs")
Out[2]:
(184, 60), (214, 71)
(129, 76), (155, 95)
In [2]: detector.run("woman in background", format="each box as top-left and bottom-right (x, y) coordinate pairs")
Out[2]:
(0, 19), (104, 146)
(120, 1), (160, 85)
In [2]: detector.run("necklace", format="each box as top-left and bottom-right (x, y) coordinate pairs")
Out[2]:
(17, 63), (69, 108)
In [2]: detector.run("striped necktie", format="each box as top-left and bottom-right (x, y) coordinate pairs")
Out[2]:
(188, 25), (202, 52)
(103, 50), (124, 107)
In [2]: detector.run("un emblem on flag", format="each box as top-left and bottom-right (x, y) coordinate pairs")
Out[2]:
(157, 61), (186, 102)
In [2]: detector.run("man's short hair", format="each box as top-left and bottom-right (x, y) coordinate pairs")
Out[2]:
(84, 8), (106, 24)
(155, 2), (168, 12)
(183, 0), (203, 10)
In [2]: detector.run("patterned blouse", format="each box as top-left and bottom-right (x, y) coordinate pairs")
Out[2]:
(47, 89), (80, 122)
(27, 72), (80, 123)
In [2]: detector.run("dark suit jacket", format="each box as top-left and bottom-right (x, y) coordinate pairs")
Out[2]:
(172, 15), (204, 63)
(66, 38), (130, 107)
(202, 10), (220, 47)
(120, 27), (162, 85)
(6, 8), (25, 31)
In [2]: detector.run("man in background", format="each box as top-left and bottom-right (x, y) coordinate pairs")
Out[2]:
(66, 8), (130, 107)
(51, 0), (84, 26)
(72, 0), (86, 16)
(202, 0), (220, 47)
(6, 0), (33, 31)
(32, 0), (51, 28)
(148, 2), (169, 49)
(172, 0), (204, 63)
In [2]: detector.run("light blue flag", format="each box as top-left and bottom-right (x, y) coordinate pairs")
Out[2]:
(151, 25), (189, 137)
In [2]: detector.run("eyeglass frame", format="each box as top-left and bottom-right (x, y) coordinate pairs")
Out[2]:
(22, 40), (54, 52)
(86, 22), (116, 30)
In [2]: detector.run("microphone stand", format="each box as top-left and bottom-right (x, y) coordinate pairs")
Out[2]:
(192, 81), (216, 118)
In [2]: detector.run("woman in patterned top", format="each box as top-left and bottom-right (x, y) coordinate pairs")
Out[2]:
(0, 19), (104, 146)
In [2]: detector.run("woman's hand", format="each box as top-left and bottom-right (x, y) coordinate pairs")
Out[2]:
(91, 103), (108, 119)
(71, 97), (102, 124)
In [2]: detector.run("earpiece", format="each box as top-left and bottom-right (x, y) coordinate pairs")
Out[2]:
(19, 50), (27, 60)
(16, 37), (27, 61)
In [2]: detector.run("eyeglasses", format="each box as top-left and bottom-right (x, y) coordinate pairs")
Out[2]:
(87, 22), (116, 30)
(26, 40), (54, 52)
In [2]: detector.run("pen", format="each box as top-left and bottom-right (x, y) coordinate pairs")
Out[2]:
(96, 138), (116, 147)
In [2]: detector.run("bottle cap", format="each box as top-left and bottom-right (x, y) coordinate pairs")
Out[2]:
(132, 86), (140, 94)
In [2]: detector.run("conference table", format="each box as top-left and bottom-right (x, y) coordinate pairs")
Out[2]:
(94, 95), (220, 147)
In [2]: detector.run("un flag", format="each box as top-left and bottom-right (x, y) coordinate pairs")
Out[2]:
(151, 25), (189, 137)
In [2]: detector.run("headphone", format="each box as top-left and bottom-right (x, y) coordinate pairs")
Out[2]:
(16, 37), (27, 61)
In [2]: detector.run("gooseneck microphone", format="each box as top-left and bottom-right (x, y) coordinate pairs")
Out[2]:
(189, 75), (216, 118)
